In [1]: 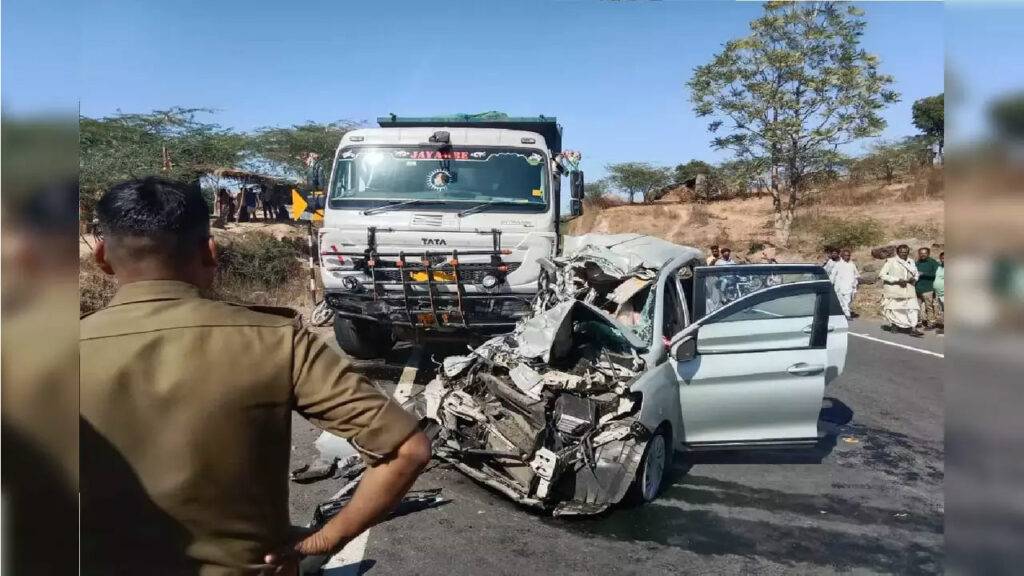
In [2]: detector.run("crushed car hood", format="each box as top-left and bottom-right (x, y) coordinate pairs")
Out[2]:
(411, 234), (699, 515)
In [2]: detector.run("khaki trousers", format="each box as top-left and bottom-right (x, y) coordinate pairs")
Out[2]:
(918, 291), (943, 326)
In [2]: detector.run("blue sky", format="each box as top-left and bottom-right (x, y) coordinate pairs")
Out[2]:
(7, 1), (946, 179)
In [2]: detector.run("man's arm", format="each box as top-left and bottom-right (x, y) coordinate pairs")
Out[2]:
(282, 326), (430, 565)
(294, 431), (431, 555)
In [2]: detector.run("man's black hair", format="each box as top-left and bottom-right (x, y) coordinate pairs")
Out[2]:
(897, 244), (910, 251)
(96, 177), (210, 263)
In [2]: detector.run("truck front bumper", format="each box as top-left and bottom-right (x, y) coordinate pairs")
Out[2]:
(324, 287), (535, 335)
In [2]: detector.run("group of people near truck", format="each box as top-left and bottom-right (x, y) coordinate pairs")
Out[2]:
(703, 243), (946, 337)
(215, 186), (288, 223)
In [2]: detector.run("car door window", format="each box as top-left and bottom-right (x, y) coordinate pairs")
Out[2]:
(693, 281), (828, 354)
(662, 279), (687, 339)
(695, 265), (827, 318)
(714, 292), (817, 323)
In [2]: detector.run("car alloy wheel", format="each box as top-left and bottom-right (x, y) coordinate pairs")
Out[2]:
(641, 432), (667, 502)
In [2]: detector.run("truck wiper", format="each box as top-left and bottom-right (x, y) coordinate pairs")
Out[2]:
(362, 199), (429, 216)
(456, 201), (530, 218)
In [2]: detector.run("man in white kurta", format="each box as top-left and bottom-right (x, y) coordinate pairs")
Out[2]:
(878, 244), (924, 337)
(829, 249), (860, 318)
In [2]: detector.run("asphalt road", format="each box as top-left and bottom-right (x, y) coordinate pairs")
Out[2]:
(289, 321), (944, 575)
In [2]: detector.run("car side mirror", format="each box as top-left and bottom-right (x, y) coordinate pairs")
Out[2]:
(671, 336), (697, 362)
(570, 171), (584, 200)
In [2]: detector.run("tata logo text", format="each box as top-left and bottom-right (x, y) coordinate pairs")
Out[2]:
(421, 238), (447, 246)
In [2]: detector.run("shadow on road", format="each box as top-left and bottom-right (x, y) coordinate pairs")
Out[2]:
(560, 472), (942, 574)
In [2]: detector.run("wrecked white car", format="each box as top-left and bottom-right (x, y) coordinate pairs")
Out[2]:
(412, 234), (848, 515)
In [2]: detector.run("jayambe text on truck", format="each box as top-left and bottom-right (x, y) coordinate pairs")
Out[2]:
(318, 114), (585, 358)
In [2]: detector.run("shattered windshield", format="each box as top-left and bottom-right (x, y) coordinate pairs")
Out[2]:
(329, 146), (548, 211)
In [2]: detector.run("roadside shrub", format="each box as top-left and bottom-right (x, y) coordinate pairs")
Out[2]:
(792, 212), (883, 250)
(216, 232), (301, 294)
(818, 217), (884, 250)
(896, 222), (943, 242)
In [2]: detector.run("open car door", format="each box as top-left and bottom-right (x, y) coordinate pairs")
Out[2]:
(693, 264), (848, 384)
(670, 279), (835, 448)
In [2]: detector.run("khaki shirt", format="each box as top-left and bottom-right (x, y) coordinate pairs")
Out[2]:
(80, 281), (419, 575)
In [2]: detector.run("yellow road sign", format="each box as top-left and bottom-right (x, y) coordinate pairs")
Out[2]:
(291, 189), (308, 220)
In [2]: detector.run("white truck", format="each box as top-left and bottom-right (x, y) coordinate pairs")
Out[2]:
(318, 115), (585, 358)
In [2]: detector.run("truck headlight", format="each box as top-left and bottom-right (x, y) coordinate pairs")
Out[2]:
(481, 274), (499, 289)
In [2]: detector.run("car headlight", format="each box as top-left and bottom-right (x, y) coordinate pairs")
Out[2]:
(481, 274), (499, 289)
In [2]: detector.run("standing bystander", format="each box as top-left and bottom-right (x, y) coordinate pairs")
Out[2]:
(706, 245), (720, 266)
(915, 247), (942, 330)
(879, 244), (924, 337)
(934, 251), (945, 335)
(829, 248), (860, 318)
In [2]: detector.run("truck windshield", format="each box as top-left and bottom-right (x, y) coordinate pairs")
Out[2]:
(329, 146), (548, 212)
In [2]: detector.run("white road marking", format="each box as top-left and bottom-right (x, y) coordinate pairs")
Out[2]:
(321, 530), (369, 575)
(321, 348), (423, 575)
(849, 332), (944, 358)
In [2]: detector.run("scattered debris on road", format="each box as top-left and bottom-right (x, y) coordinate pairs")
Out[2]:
(291, 431), (361, 483)
(313, 488), (449, 527)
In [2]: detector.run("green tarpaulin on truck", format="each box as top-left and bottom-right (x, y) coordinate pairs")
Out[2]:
(377, 112), (563, 153)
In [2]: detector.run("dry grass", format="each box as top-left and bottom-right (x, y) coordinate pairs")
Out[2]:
(79, 228), (311, 314)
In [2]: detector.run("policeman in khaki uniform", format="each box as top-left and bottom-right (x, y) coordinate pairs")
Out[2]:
(80, 177), (431, 575)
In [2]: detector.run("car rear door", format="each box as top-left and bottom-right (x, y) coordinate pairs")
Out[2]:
(671, 279), (834, 447)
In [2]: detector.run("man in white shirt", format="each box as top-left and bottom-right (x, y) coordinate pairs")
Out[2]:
(715, 247), (737, 266)
(822, 247), (840, 276)
(829, 248), (860, 318)
(878, 244), (924, 337)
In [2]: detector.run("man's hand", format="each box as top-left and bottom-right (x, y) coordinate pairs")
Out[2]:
(898, 280), (907, 287)
(261, 549), (300, 576)
(268, 430), (431, 571)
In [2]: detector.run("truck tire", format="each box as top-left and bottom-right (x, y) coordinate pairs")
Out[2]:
(333, 317), (395, 360)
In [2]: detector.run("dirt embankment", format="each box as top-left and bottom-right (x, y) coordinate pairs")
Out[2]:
(569, 175), (945, 318)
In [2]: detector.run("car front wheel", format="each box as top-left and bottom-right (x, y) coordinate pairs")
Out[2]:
(634, 428), (671, 503)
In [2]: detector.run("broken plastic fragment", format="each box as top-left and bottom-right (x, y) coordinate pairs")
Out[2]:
(509, 363), (545, 400)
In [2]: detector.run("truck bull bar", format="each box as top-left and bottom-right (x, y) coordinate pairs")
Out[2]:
(321, 227), (534, 330)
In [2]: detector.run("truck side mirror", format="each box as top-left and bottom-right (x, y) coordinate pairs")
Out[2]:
(570, 199), (583, 217)
(570, 171), (585, 200)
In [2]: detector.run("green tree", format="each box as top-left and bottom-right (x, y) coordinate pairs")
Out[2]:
(249, 121), (358, 183)
(688, 1), (898, 244)
(583, 178), (611, 204)
(989, 91), (1024, 141)
(80, 108), (247, 218)
(911, 93), (944, 162)
(673, 159), (713, 186)
(605, 162), (673, 204)
(856, 138), (928, 184)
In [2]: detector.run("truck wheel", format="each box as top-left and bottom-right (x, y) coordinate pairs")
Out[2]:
(333, 317), (395, 360)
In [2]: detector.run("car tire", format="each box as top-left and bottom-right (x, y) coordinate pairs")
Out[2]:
(630, 426), (672, 504)
(333, 317), (395, 360)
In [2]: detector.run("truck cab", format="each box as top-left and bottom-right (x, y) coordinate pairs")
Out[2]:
(319, 115), (583, 358)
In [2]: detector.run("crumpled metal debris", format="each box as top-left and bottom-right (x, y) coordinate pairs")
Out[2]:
(290, 432), (360, 483)
(410, 235), (682, 515)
